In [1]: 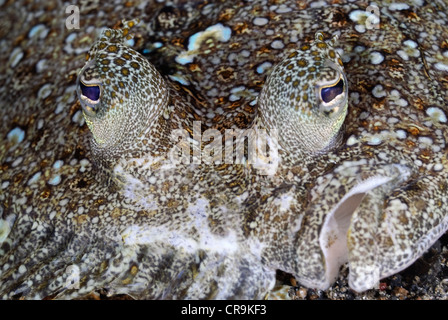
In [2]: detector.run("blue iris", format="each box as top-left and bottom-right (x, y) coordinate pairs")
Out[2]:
(80, 82), (100, 101)
(321, 78), (344, 103)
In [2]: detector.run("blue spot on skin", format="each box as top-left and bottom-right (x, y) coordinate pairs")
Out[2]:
(48, 175), (61, 186)
(28, 172), (42, 185)
(53, 160), (64, 170)
(256, 62), (273, 74)
(219, 25), (232, 42)
(143, 42), (163, 54)
(175, 55), (194, 65)
(126, 38), (135, 46)
(169, 75), (190, 86)
(187, 33), (200, 52)
(28, 24), (47, 38)
(7, 127), (25, 145)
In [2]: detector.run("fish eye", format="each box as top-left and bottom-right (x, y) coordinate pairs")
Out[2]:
(80, 81), (101, 102)
(320, 77), (344, 103)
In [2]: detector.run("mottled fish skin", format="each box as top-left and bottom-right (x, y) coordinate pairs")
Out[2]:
(0, 0), (448, 299)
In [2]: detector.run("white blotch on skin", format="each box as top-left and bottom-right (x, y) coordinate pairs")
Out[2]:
(271, 40), (285, 49)
(65, 33), (77, 43)
(253, 17), (269, 26)
(48, 175), (61, 186)
(249, 221), (258, 229)
(38, 83), (53, 99)
(12, 157), (23, 167)
(378, 152), (388, 161)
(18, 265), (27, 274)
(256, 61), (273, 74)
(72, 110), (85, 126)
(28, 24), (49, 39)
(354, 24), (365, 33)
(435, 62), (448, 72)
(206, 88), (218, 97)
(168, 74), (190, 86)
(432, 145), (441, 153)
(348, 10), (368, 33)
(359, 111), (370, 120)
(201, 3), (214, 15)
(55, 101), (65, 115)
(372, 84), (387, 98)
(37, 119), (44, 130)
(309, 0), (327, 8)
(0, 215), (15, 244)
(17, 197), (27, 205)
(387, 117), (399, 124)
(206, 112), (215, 119)
(389, 89), (406, 106)
(9, 47), (24, 68)
(350, 92), (360, 105)
(369, 51), (384, 64)
(126, 38), (135, 46)
(410, 0), (424, 5)
(148, 176), (157, 184)
(240, 50), (250, 58)
(396, 130), (407, 139)
(346, 135), (358, 146)
(28, 172), (42, 185)
(79, 159), (90, 172)
(426, 106), (447, 123)
(418, 136), (433, 146)
(389, 3), (410, 10)
(397, 40), (420, 60)
(229, 86), (246, 102)
(367, 135), (382, 145)
(7, 127), (25, 145)
(397, 98), (408, 107)
(53, 160), (64, 170)
(36, 59), (47, 73)
(276, 5), (292, 13)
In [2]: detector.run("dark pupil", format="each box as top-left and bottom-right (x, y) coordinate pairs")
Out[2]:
(321, 78), (344, 103)
(80, 82), (100, 101)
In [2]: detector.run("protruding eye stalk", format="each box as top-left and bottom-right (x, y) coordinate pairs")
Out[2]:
(257, 30), (349, 156)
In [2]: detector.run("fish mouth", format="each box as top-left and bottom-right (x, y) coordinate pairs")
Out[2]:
(318, 174), (395, 291)
(293, 163), (415, 292)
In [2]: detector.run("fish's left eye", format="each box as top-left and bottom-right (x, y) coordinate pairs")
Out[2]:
(80, 82), (101, 102)
(320, 78), (344, 103)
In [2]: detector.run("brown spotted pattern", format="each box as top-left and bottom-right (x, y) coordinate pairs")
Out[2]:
(1, 0), (448, 299)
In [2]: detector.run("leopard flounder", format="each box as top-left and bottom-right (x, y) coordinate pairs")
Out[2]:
(1, 0), (448, 299)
